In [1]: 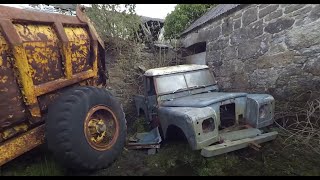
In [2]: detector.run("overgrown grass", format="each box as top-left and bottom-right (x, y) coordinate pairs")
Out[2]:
(0, 145), (65, 176)
(144, 132), (320, 176)
(128, 116), (149, 135)
(1, 127), (320, 176)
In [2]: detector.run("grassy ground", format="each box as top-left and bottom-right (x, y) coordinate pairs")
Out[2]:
(1, 126), (319, 176)
(95, 133), (320, 176)
(0, 116), (319, 176)
(0, 145), (65, 176)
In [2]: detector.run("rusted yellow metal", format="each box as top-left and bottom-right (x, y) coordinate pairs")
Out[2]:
(0, 124), (45, 166)
(0, 27), (28, 129)
(87, 119), (107, 143)
(64, 27), (91, 74)
(76, 5), (105, 49)
(0, 5), (106, 167)
(14, 23), (63, 85)
(11, 45), (41, 118)
(93, 41), (98, 75)
(62, 42), (73, 79)
(0, 30), (7, 62)
(34, 70), (96, 96)
(1, 123), (28, 141)
(14, 23), (58, 41)
(0, 33), (6, 72)
(84, 106), (119, 151)
(0, 76), (7, 83)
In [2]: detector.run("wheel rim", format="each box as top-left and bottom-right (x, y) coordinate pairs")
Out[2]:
(84, 105), (119, 151)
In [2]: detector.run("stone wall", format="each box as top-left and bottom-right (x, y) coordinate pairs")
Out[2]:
(182, 4), (320, 103)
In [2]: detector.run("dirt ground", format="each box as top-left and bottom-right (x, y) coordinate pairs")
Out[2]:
(0, 126), (319, 176)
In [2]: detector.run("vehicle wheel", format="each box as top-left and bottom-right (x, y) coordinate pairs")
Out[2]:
(46, 86), (126, 171)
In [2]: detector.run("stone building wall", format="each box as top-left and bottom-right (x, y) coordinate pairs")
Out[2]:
(182, 4), (320, 103)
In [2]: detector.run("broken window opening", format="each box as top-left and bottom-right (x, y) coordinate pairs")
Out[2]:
(147, 77), (156, 96)
(184, 41), (207, 57)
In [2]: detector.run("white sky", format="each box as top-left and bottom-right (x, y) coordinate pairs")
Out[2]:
(0, 4), (177, 19)
(135, 4), (176, 19)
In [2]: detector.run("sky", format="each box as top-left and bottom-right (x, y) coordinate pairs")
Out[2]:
(0, 4), (177, 19)
(135, 4), (176, 19)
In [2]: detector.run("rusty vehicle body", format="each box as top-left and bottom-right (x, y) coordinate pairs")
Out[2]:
(0, 5), (126, 170)
(134, 65), (278, 157)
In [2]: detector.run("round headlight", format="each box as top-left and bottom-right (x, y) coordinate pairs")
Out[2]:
(259, 104), (268, 119)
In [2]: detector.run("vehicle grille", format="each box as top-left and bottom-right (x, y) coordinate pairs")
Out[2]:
(219, 103), (236, 129)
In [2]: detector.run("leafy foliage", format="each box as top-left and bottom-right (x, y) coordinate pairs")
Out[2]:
(164, 4), (217, 39)
(85, 4), (140, 41)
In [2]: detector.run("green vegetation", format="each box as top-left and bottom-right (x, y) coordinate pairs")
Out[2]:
(85, 4), (140, 41)
(145, 132), (320, 176)
(1, 4), (319, 176)
(0, 145), (64, 176)
(1, 129), (320, 176)
(163, 4), (217, 39)
(130, 116), (149, 134)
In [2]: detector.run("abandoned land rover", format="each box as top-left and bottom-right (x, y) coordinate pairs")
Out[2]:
(134, 64), (278, 157)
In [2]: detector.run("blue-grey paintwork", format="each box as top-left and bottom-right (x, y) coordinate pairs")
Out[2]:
(161, 92), (247, 108)
(134, 65), (276, 150)
(246, 94), (275, 128)
(130, 127), (162, 145)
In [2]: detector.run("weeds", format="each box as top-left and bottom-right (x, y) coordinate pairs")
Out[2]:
(275, 96), (320, 155)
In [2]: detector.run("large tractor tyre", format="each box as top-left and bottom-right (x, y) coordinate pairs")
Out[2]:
(46, 86), (127, 171)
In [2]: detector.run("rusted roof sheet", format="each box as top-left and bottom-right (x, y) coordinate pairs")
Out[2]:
(144, 64), (208, 76)
(181, 4), (242, 36)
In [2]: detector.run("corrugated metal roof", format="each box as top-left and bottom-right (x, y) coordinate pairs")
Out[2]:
(181, 4), (242, 36)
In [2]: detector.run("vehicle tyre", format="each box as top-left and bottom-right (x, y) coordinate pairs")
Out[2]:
(46, 86), (126, 171)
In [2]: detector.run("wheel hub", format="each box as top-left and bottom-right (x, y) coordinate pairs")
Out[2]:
(84, 105), (119, 151)
(97, 122), (107, 133)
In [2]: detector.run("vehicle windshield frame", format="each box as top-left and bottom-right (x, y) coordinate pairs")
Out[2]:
(153, 69), (216, 96)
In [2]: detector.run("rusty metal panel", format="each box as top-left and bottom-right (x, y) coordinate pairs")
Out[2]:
(37, 80), (95, 118)
(0, 123), (28, 142)
(0, 5), (106, 167)
(34, 70), (96, 96)
(64, 26), (92, 74)
(0, 124), (45, 166)
(38, 92), (61, 112)
(0, 31), (27, 130)
(0, 5), (87, 25)
(0, 19), (41, 120)
(37, 84), (78, 112)
(14, 23), (64, 85)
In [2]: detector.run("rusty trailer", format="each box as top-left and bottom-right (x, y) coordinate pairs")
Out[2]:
(0, 5), (126, 170)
